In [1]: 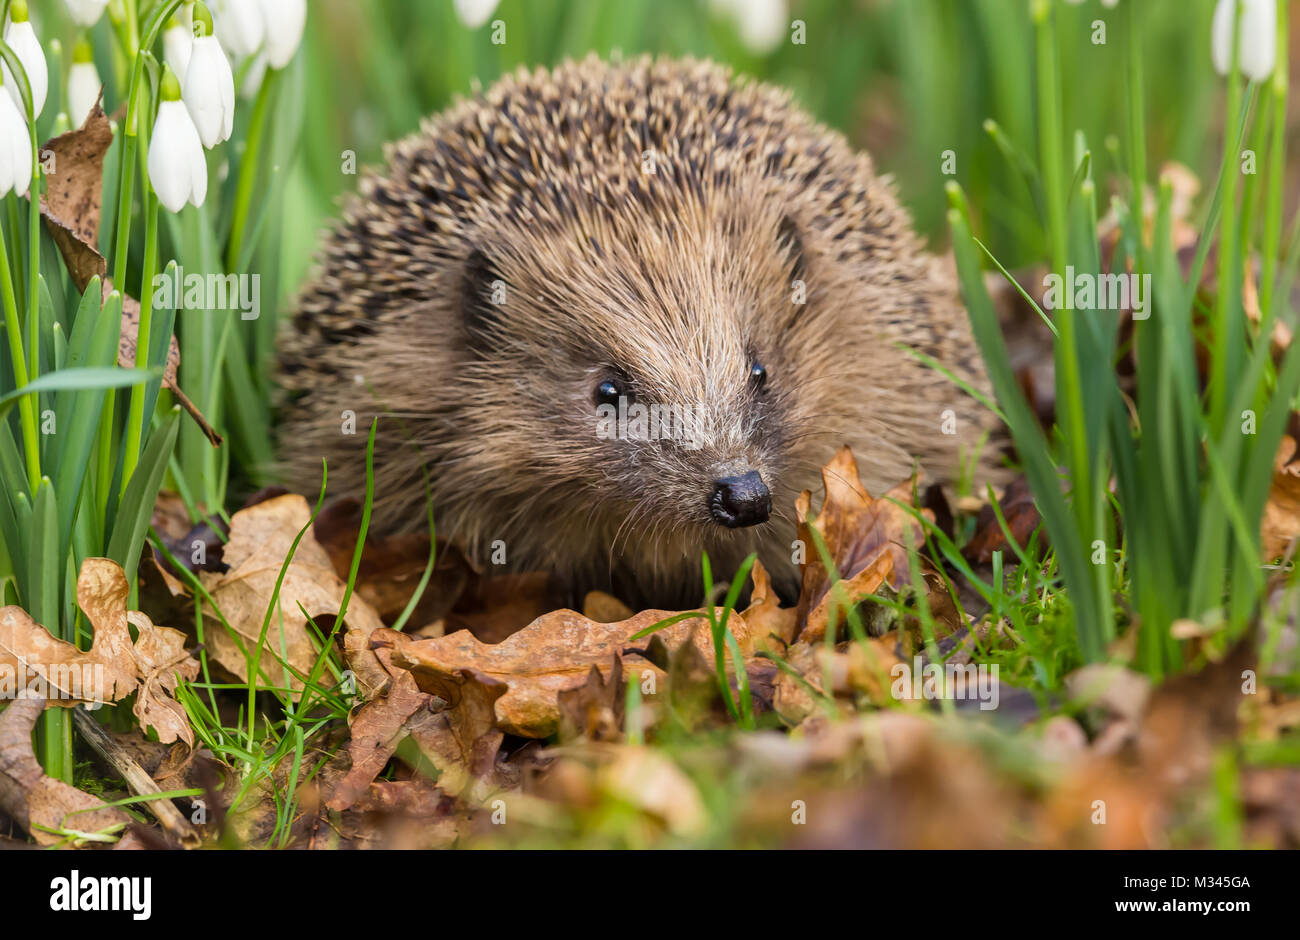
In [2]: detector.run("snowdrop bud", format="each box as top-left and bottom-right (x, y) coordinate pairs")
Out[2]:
(733, 0), (788, 55)
(67, 39), (100, 127)
(1212, 0), (1277, 82)
(454, 0), (500, 30)
(163, 17), (193, 84)
(183, 3), (235, 148)
(3, 1), (48, 119)
(63, 0), (110, 27)
(0, 74), (32, 198)
(260, 0), (306, 70)
(214, 0), (264, 58)
(149, 66), (208, 212)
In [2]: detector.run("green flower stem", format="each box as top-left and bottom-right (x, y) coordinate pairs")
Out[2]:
(123, 0), (140, 55)
(0, 216), (39, 487)
(226, 70), (278, 272)
(0, 39), (43, 490)
(1126, 0), (1147, 222)
(121, 190), (159, 493)
(1033, 0), (1101, 650)
(1259, 0), (1288, 322)
(97, 0), (188, 519)
(1212, 4), (1244, 429)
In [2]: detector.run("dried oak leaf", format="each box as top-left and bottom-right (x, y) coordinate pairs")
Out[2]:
(771, 636), (906, 724)
(328, 626), (509, 808)
(313, 497), (472, 624)
(443, 571), (567, 643)
(394, 607), (751, 738)
(1262, 426), (1300, 562)
(0, 559), (198, 744)
(582, 591), (635, 624)
(557, 655), (626, 742)
(742, 558), (798, 653)
(404, 666), (510, 799)
(793, 446), (931, 643)
(0, 696), (131, 845)
(40, 99), (110, 287)
(197, 494), (386, 696)
(963, 476), (1042, 565)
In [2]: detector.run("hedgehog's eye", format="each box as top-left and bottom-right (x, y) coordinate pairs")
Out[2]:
(594, 377), (626, 409)
(749, 361), (768, 391)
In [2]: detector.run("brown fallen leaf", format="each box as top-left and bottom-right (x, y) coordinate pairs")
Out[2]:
(963, 475), (1042, 565)
(40, 98), (110, 288)
(582, 591), (635, 624)
(0, 559), (198, 745)
(327, 670), (438, 811)
(394, 607), (750, 738)
(328, 625), (510, 807)
(197, 494), (386, 696)
(443, 571), (567, 643)
(0, 696), (131, 845)
(1262, 425), (1300, 562)
(792, 446), (931, 643)
(313, 497), (472, 624)
(557, 655), (626, 742)
(771, 635), (906, 724)
(741, 558), (798, 653)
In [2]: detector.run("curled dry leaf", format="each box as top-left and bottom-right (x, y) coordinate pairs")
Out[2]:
(0, 559), (198, 745)
(793, 446), (932, 643)
(595, 746), (708, 837)
(741, 558), (798, 653)
(962, 476), (1042, 565)
(557, 655), (626, 742)
(582, 591), (635, 624)
(771, 636), (906, 725)
(313, 497), (472, 624)
(394, 607), (750, 738)
(198, 494), (386, 696)
(1262, 425), (1300, 562)
(329, 627), (510, 808)
(0, 696), (132, 845)
(40, 100), (111, 288)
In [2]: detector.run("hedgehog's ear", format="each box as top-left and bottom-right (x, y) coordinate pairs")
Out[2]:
(461, 247), (506, 350)
(777, 215), (807, 284)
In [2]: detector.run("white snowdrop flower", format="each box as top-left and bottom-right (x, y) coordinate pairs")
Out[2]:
(732, 0), (787, 54)
(182, 4), (235, 148)
(63, 0), (110, 27)
(163, 18), (194, 84)
(259, 0), (306, 69)
(454, 0), (500, 30)
(149, 67), (208, 212)
(0, 76), (31, 198)
(67, 40), (100, 127)
(3, 1), (48, 119)
(214, 0), (264, 58)
(1212, 0), (1276, 82)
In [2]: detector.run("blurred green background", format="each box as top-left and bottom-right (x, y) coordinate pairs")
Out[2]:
(282, 0), (1229, 290)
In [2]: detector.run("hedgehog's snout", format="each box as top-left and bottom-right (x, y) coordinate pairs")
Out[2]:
(709, 470), (772, 528)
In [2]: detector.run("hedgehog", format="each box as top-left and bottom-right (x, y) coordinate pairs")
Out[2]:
(279, 55), (1000, 609)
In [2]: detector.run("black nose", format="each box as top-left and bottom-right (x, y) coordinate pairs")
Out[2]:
(709, 471), (772, 528)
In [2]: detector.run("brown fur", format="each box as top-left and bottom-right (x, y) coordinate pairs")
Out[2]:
(280, 55), (999, 607)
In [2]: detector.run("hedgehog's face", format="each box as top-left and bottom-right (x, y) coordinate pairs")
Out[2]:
(460, 201), (825, 545)
(583, 350), (779, 532)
